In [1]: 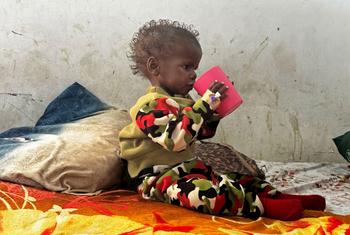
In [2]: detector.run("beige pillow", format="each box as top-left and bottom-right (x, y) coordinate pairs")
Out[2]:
(0, 108), (131, 195)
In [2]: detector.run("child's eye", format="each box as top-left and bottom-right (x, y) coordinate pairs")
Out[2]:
(182, 64), (193, 70)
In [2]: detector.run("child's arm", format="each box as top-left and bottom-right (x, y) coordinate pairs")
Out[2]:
(196, 113), (220, 140)
(135, 89), (222, 152)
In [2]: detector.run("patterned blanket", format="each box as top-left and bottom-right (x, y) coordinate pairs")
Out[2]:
(0, 180), (349, 234)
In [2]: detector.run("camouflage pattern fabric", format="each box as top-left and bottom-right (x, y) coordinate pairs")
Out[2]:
(137, 159), (277, 219)
(135, 90), (221, 152)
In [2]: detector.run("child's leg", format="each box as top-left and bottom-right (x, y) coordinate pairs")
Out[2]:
(227, 172), (326, 212)
(137, 159), (212, 202)
(138, 159), (265, 219)
(225, 172), (308, 220)
(273, 193), (326, 211)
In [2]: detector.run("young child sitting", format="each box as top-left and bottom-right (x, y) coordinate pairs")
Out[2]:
(119, 19), (326, 220)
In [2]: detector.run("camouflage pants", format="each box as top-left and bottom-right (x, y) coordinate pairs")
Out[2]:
(137, 159), (277, 219)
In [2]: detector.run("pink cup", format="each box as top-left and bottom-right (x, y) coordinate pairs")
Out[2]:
(194, 66), (243, 117)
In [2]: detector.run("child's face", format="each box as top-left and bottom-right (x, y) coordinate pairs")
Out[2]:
(156, 40), (202, 96)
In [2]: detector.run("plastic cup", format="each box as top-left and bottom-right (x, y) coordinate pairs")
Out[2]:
(194, 66), (243, 117)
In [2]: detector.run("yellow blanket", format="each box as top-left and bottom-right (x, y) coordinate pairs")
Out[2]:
(0, 181), (349, 235)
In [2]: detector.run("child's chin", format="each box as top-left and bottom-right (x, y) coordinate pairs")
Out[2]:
(185, 87), (193, 94)
(180, 90), (191, 96)
(172, 87), (191, 96)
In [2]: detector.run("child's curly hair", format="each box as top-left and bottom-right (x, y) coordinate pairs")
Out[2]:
(128, 19), (201, 77)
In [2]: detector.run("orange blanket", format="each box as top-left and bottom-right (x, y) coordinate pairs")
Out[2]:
(0, 181), (349, 234)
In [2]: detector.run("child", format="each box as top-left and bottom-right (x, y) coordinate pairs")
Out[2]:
(119, 19), (325, 220)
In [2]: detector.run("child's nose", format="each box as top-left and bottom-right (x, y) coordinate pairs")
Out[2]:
(190, 71), (197, 80)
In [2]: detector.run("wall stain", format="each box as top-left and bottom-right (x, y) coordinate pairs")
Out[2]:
(1, 100), (6, 110)
(272, 86), (280, 107)
(73, 24), (85, 33)
(11, 30), (23, 36)
(23, 50), (51, 82)
(259, 36), (269, 46)
(243, 36), (269, 72)
(266, 111), (272, 132)
(239, 79), (279, 108)
(79, 50), (100, 78)
(60, 48), (70, 65)
(12, 60), (16, 77)
(11, 31), (40, 46)
(0, 93), (39, 103)
(289, 113), (303, 160)
(272, 43), (297, 74)
(0, 92), (30, 97)
(247, 115), (252, 125)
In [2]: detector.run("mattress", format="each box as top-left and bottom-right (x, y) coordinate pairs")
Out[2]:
(0, 161), (349, 235)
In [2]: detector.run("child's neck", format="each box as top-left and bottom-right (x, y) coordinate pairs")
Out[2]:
(148, 78), (188, 97)
(149, 80), (174, 96)
(160, 86), (175, 96)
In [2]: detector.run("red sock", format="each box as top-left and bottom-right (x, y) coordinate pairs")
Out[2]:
(259, 197), (304, 221)
(275, 193), (326, 211)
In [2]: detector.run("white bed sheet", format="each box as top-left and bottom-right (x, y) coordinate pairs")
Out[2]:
(257, 160), (350, 215)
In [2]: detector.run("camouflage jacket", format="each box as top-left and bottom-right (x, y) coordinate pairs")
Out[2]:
(119, 86), (220, 177)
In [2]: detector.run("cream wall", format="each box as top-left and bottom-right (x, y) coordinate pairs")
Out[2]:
(1, 0), (349, 162)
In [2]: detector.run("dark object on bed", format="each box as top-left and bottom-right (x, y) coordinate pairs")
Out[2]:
(333, 131), (350, 163)
(195, 141), (265, 179)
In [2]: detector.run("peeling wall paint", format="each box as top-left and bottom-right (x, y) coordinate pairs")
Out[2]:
(1, 0), (349, 163)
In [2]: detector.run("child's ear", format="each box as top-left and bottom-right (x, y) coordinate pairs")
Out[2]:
(146, 57), (160, 76)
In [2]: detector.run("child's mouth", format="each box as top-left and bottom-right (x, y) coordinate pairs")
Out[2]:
(186, 85), (194, 91)
(187, 83), (194, 89)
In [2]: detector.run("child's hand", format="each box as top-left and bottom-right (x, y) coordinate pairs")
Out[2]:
(209, 80), (229, 100)
(199, 80), (229, 111)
